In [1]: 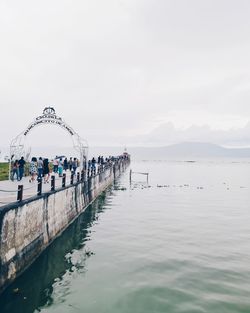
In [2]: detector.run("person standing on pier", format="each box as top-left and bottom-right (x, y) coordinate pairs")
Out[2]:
(11, 160), (19, 181)
(72, 157), (77, 175)
(91, 157), (96, 174)
(37, 157), (44, 180)
(53, 158), (58, 173)
(69, 157), (73, 172)
(43, 158), (50, 183)
(58, 158), (63, 177)
(29, 157), (37, 182)
(63, 157), (68, 171)
(18, 156), (26, 180)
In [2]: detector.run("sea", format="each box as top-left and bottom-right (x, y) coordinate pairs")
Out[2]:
(1, 159), (250, 313)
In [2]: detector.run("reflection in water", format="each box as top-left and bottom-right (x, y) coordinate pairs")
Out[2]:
(2, 161), (250, 313)
(0, 188), (111, 313)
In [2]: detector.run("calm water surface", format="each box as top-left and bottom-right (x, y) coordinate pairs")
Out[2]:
(1, 160), (250, 313)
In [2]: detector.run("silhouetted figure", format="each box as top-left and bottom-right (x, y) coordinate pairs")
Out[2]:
(43, 158), (50, 183)
(72, 158), (78, 175)
(69, 157), (73, 172)
(18, 156), (26, 180)
(63, 158), (68, 171)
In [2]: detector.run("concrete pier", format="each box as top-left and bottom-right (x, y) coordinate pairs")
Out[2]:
(0, 174), (74, 205)
(0, 157), (130, 293)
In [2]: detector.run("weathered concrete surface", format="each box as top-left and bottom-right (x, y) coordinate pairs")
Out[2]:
(0, 159), (129, 293)
(0, 174), (74, 206)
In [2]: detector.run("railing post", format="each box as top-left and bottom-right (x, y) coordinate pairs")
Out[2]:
(62, 173), (66, 187)
(51, 175), (55, 191)
(77, 172), (80, 182)
(17, 185), (23, 201)
(71, 172), (74, 185)
(37, 178), (42, 196)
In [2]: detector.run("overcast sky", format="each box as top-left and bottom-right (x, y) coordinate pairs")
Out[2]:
(1, 0), (250, 148)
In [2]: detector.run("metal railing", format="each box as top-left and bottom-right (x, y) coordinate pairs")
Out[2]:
(0, 158), (130, 205)
(0, 170), (86, 204)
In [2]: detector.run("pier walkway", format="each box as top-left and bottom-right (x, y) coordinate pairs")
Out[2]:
(0, 173), (76, 206)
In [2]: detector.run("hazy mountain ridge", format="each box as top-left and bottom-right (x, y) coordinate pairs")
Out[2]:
(1, 142), (250, 161)
(128, 142), (250, 160)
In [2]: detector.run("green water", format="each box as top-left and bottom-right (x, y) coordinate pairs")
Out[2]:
(1, 160), (250, 313)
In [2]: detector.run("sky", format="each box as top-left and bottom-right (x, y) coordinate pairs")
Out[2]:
(1, 0), (250, 148)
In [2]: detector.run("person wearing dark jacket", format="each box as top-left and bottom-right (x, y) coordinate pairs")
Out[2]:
(63, 158), (68, 171)
(18, 156), (26, 180)
(42, 158), (50, 183)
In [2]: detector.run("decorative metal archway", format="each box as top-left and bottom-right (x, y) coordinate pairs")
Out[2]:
(9, 107), (88, 178)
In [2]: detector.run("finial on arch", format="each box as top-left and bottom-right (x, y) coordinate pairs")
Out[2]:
(43, 107), (56, 115)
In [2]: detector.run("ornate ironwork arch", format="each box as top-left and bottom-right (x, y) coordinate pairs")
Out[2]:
(10, 107), (88, 175)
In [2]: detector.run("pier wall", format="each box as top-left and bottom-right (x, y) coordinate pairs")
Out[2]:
(0, 159), (129, 292)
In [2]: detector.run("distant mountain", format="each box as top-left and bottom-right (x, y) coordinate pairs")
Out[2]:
(1, 142), (250, 162)
(128, 142), (250, 160)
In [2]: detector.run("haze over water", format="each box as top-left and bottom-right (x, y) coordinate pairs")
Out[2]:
(1, 160), (250, 313)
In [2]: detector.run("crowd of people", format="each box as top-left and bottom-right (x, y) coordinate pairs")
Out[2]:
(87, 155), (125, 174)
(11, 156), (80, 183)
(10, 152), (130, 183)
